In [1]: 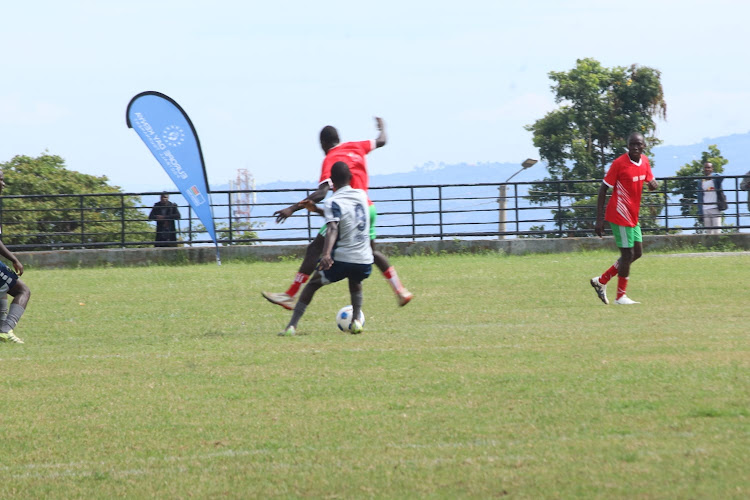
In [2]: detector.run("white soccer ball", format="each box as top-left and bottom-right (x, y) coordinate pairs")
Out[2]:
(336, 305), (365, 332)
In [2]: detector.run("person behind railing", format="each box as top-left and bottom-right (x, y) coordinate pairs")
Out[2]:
(148, 192), (181, 247)
(262, 117), (412, 310)
(696, 162), (727, 235)
(741, 170), (750, 215)
(590, 132), (659, 306)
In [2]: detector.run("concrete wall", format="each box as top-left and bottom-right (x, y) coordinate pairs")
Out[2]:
(15, 233), (750, 269)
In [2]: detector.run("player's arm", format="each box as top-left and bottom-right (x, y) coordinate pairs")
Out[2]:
(300, 199), (324, 216)
(374, 117), (387, 149)
(647, 179), (659, 191)
(0, 239), (23, 275)
(273, 182), (330, 223)
(319, 221), (339, 270)
(594, 182), (609, 237)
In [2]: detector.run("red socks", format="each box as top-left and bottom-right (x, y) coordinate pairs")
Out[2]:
(285, 272), (310, 298)
(616, 276), (628, 300)
(599, 261), (619, 285)
(382, 266), (404, 293)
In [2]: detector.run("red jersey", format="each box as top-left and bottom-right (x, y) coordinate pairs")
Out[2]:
(603, 153), (654, 227)
(319, 140), (375, 205)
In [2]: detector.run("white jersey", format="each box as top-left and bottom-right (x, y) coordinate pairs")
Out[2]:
(702, 178), (718, 209)
(323, 186), (373, 265)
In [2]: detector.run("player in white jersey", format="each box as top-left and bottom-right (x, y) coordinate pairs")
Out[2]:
(279, 162), (374, 336)
(0, 169), (30, 344)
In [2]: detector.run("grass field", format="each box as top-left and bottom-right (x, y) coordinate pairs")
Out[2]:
(0, 250), (748, 498)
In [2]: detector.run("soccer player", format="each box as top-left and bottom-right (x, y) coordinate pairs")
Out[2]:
(262, 117), (412, 310)
(279, 162), (373, 336)
(0, 169), (31, 343)
(590, 132), (659, 305)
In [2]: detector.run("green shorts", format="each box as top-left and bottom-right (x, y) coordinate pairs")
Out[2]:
(318, 203), (377, 240)
(610, 222), (642, 248)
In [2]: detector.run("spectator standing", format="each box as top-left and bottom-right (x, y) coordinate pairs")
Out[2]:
(696, 162), (727, 235)
(149, 193), (181, 247)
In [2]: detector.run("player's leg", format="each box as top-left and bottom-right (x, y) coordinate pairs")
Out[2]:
(613, 224), (640, 305)
(590, 223), (639, 305)
(346, 262), (371, 334)
(369, 204), (413, 306)
(0, 292), (8, 323)
(279, 270), (325, 336)
(705, 208), (721, 234)
(590, 224), (620, 305)
(348, 278), (364, 334)
(0, 268), (29, 343)
(263, 232), (326, 310)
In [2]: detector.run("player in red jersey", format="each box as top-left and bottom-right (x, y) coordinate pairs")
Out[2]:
(262, 118), (412, 310)
(590, 132), (659, 305)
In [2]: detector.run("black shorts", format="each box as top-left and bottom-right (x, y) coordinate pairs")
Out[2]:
(320, 261), (372, 285)
(0, 262), (19, 294)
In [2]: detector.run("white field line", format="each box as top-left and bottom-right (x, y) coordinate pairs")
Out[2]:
(651, 251), (750, 258)
(4, 440), (530, 480)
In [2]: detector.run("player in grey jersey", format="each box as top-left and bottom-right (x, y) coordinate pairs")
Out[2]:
(279, 162), (373, 336)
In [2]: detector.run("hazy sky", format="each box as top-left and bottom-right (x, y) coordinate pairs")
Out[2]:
(2, 0), (748, 191)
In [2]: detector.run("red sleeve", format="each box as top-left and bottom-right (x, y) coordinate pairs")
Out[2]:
(645, 157), (654, 182)
(603, 158), (620, 187)
(319, 157), (333, 189)
(358, 140), (375, 155)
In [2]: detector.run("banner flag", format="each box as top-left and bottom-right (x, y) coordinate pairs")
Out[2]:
(126, 91), (220, 264)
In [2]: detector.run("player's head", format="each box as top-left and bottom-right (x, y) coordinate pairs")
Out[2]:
(320, 126), (340, 153)
(627, 132), (646, 161)
(331, 161), (351, 190)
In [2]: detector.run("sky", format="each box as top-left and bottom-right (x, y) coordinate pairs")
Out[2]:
(2, 0), (749, 192)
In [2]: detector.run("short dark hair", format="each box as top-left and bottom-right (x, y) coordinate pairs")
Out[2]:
(331, 161), (351, 188)
(320, 126), (339, 147)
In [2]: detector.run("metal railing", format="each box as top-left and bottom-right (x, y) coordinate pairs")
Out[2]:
(0, 176), (748, 251)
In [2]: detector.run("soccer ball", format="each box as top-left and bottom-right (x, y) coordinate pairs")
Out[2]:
(336, 305), (365, 332)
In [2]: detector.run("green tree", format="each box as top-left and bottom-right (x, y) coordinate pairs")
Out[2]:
(525, 58), (667, 236)
(0, 154), (153, 250)
(669, 145), (728, 228)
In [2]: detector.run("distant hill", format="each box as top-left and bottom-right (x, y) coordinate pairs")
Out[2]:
(213, 131), (750, 192)
(648, 132), (750, 178)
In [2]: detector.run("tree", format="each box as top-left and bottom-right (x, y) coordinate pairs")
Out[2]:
(669, 145), (728, 228)
(0, 154), (153, 250)
(525, 58), (667, 236)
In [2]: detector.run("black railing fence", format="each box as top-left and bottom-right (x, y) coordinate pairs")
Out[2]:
(0, 176), (748, 251)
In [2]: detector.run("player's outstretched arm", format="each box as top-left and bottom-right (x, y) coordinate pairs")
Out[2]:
(273, 205), (298, 224)
(374, 117), (387, 148)
(305, 182), (330, 204)
(273, 183), (331, 223)
(300, 199), (324, 216)
(594, 183), (609, 237)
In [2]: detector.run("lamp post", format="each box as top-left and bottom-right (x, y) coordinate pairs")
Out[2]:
(498, 158), (538, 239)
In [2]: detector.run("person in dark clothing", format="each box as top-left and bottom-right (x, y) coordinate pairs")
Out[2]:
(148, 193), (181, 247)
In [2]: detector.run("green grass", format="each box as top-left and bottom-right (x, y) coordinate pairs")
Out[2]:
(0, 250), (748, 498)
